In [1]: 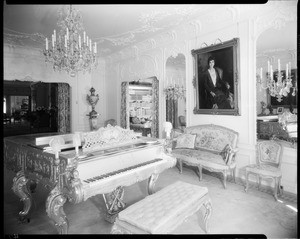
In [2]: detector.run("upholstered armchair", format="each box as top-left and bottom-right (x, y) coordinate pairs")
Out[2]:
(244, 140), (283, 201)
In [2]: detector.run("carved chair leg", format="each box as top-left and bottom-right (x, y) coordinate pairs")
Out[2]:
(12, 171), (32, 223)
(273, 177), (279, 201)
(222, 171), (227, 189)
(197, 165), (203, 181)
(257, 175), (261, 190)
(178, 159), (183, 174)
(232, 167), (236, 183)
(46, 186), (68, 234)
(244, 170), (249, 193)
(278, 177), (283, 196)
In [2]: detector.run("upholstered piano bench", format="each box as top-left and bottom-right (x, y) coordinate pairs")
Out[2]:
(111, 181), (212, 234)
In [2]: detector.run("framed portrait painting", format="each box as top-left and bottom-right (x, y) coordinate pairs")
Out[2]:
(192, 38), (240, 115)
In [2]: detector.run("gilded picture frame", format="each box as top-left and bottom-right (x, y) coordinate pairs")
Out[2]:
(192, 38), (240, 115)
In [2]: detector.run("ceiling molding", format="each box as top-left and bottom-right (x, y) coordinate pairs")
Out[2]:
(254, 2), (297, 39)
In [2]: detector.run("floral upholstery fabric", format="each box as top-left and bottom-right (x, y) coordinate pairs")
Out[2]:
(258, 141), (281, 165)
(175, 134), (196, 149)
(172, 148), (230, 168)
(185, 125), (238, 152)
(246, 164), (281, 177)
(172, 125), (239, 187)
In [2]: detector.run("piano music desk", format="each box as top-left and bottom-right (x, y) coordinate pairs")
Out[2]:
(111, 181), (212, 234)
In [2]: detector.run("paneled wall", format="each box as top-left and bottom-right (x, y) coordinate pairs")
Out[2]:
(102, 3), (297, 194)
(3, 2), (297, 194)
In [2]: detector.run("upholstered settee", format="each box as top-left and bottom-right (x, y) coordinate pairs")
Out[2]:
(171, 124), (239, 189)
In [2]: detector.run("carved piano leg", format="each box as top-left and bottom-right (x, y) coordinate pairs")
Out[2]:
(12, 171), (32, 223)
(46, 185), (68, 234)
(103, 186), (125, 223)
(148, 173), (159, 195)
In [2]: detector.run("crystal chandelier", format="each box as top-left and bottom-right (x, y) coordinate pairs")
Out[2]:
(257, 60), (297, 102)
(164, 84), (186, 100)
(43, 5), (98, 77)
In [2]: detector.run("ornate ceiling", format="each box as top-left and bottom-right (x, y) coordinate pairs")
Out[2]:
(3, 3), (215, 57)
(4, 3), (297, 58)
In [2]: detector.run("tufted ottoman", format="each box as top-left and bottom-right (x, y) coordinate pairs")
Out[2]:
(111, 181), (212, 234)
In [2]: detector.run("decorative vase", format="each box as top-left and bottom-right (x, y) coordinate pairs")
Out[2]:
(86, 87), (100, 131)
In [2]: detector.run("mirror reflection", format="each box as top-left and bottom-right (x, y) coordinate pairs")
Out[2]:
(165, 53), (186, 132)
(3, 80), (70, 137)
(256, 21), (297, 144)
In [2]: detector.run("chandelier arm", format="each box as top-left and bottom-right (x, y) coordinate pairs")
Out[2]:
(43, 5), (98, 77)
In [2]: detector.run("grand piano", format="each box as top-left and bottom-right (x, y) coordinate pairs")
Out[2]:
(4, 125), (176, 234)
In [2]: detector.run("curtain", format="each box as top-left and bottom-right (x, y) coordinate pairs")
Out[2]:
(57, 83), (70, 133)
(151, 77), (159, 138)
(166, 98), (178, 130)
(120, 81), (129, 128)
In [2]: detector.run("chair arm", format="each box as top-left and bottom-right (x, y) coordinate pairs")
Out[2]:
(228, 148), (239, 164)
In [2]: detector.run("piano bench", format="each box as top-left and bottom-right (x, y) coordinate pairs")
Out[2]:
(111, 181), (212, 234)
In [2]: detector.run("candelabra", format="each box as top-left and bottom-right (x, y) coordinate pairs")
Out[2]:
(163, 84), (186, 100)
(257, 60), (297, 102)
(43, 5), (98, 77)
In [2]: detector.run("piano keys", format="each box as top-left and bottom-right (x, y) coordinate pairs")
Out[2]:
(4, 125), (176, 234)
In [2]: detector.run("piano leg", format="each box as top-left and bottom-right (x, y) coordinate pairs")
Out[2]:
(12, 171), (32, 223)
(148, 173), (159, 195)
(46, 185), (68, 234)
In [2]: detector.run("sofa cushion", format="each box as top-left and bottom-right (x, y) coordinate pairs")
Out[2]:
(175, 134), (196, 149)
(172, 148), (232, 170)
(220, 144), (233, 165)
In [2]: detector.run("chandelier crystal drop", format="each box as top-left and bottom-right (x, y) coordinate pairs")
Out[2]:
(257, 60), (297, 102)
(43, 5), (98, 77)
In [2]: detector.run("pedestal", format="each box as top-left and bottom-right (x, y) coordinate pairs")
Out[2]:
(90, 117), (98, 131)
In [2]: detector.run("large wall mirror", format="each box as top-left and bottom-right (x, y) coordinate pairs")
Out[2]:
(3, 80), (71, 137)
(256, 21), (297, 142)
(165, 53), (186, 132)
(256, 21), (297, 115)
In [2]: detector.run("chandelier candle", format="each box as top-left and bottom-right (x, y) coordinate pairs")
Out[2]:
(43, 5), (98, 77)
(258, 59), (297, 102)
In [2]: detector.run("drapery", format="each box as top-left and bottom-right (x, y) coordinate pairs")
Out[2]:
(151, 77), (159, 138)
(166, 98), (178, 130)
(57, 83), (70, 133)
(120, 81), (129, 128)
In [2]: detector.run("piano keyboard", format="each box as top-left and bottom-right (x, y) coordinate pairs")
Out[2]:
(83, 158), (162, 184)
